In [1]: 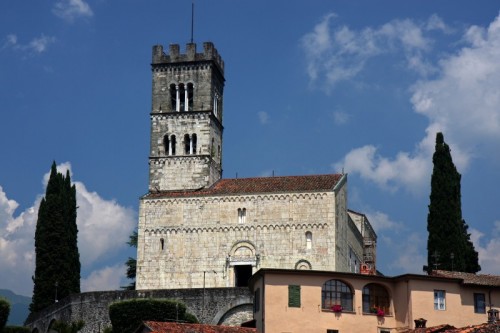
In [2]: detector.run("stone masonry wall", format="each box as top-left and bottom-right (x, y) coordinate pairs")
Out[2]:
(25, 287), (252, 333)
(136, 187), (343, 290)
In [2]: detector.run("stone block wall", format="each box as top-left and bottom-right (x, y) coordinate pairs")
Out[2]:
(25, 288), (252, 333)
(136, 189), (342, 290)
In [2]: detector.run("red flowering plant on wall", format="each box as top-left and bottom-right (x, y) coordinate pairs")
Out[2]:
(331, 304), (343, 313)
(376, 308), (385, 317)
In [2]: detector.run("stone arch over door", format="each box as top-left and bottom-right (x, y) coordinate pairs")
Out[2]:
(227, 241), (258, 287)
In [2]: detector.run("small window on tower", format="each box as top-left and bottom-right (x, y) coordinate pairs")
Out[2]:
(187, 83), (194, 111)
(179, 83), (186, 111)
(163, 135), (170, 155)
(170, 84), (177, 111)
(192, 134), (197, 154)
(170, 135), (176, 155)
(160, 238), (164, 251)
(184, 134), (191, 155)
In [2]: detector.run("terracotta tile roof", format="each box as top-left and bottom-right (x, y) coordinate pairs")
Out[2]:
(139, 321), (257, 333)
(431, 270), (500, 287)
(402, 323), (500, 333)
(145, 174), (343, 198)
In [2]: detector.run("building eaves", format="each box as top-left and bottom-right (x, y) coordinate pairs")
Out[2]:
(144, 174), (343, 199)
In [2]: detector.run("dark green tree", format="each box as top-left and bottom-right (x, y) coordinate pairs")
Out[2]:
(122, 230), (137, 290)
(0, 297), (10, 331)
(427, 133), (480, 273)
(30, 162), (81, 312)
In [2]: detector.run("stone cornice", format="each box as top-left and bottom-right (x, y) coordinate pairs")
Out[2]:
(150, 110), (223, 132)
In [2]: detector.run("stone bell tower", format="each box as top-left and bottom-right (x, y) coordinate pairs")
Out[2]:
(149, 42), (225, 192)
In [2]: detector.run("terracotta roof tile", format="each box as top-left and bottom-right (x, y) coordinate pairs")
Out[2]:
(145, 174), (343, 198)
(141, 321), (257, 333)
(431, 270), (500, 287)
(402, 323), (500, 333)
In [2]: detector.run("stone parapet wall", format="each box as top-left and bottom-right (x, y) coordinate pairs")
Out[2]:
(25, 288), (252, 333)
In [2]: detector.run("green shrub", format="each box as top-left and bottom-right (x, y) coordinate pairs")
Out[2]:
(0, 297), (10, 331)
(3, 326), (31, 333)
(108, 299), (197, 333)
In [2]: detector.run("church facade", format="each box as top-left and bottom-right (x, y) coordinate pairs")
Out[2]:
(135, 42), (377, 290)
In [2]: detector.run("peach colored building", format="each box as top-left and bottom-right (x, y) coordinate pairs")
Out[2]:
(249, 269), (500, 333)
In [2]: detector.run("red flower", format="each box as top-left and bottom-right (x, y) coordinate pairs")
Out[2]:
(331, 304), (343, 313)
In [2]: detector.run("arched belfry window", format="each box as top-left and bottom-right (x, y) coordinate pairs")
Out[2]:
(362, 283), (391, 315)
(170, 135), (176, 155)
(184, 134), (190, 154)
(187, 83), (194, 111)
(163, 135), (170, 156)
(192, 134), (197, 154)
(178, 84), (186, 111)
(213, 92), (220, 117)
(170, 84), (177, 111)
(305, 231), (312, 250)
(322, 279), (353, 311)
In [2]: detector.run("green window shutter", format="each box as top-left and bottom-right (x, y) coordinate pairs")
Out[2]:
(288, 285), (301, 308)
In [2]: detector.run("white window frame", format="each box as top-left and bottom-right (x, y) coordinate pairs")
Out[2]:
(434, 290), (446, 310)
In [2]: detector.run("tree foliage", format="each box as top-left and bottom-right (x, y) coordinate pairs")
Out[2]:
(108, 299), (197, 333)
(0, 297), (10, 331)
(50, 320), (85, 333)
(30, 162), (81, 312)
(122, 230), (137, 290)
(427, 133), (480, 273)
(3, 326), (31, 333)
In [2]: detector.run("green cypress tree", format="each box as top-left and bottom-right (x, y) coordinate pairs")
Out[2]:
(30, 162), (80, 312)
(427, 133), (480, 273)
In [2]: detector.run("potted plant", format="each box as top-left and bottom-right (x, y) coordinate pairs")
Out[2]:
(376, 308), (385, 317)
(331, 304), (343, 313)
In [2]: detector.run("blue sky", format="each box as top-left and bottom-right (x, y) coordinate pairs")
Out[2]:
(1, 0), (500, 297)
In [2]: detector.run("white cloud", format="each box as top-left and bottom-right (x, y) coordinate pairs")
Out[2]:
(470, 222), (500, 275)
(366, 211), (402, 232)
(301, 13), (440, 90)
(334, 144), (430, 194)
(257, 111), (269, 125)
(81, 265), (126, 292)
(53, 0), (93, 22)
(328, 14), (500, 194)
(332, 110), (350, 125)
(0, 163), (136, 296)
(2, 34), (55, 54)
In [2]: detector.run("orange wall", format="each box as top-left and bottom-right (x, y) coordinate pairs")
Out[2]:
(252, 272), (499, 333)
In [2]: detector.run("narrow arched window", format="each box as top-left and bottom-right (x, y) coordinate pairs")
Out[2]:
(211, 138), (215, 157)
(322, 279), (353, 311)
(362, 284), (391, 315)
(160, 238), (165, 251)
(170, 84), (177, 111)
(163, 135), (170, 155)
(192, 134), (197, 154)
(170, 135), (176, 155)
(184, 134), (191, 154)
(179, 83), (186, 111)
(305, 231), (312, 250)
(238, 208), (246, 223)
(187, 83), (194, 111)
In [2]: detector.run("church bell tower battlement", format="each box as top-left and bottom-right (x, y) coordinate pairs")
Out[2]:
(148, 42), (225, 192)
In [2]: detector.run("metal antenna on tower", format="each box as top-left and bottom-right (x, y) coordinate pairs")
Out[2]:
(190, 1), (195, 43)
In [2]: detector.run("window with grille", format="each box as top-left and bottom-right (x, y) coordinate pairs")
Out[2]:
(434, 290), (446, 310)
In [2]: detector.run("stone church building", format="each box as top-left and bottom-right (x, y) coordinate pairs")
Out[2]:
(25, 41), (378, 332)
(135, 42), (377, 291)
